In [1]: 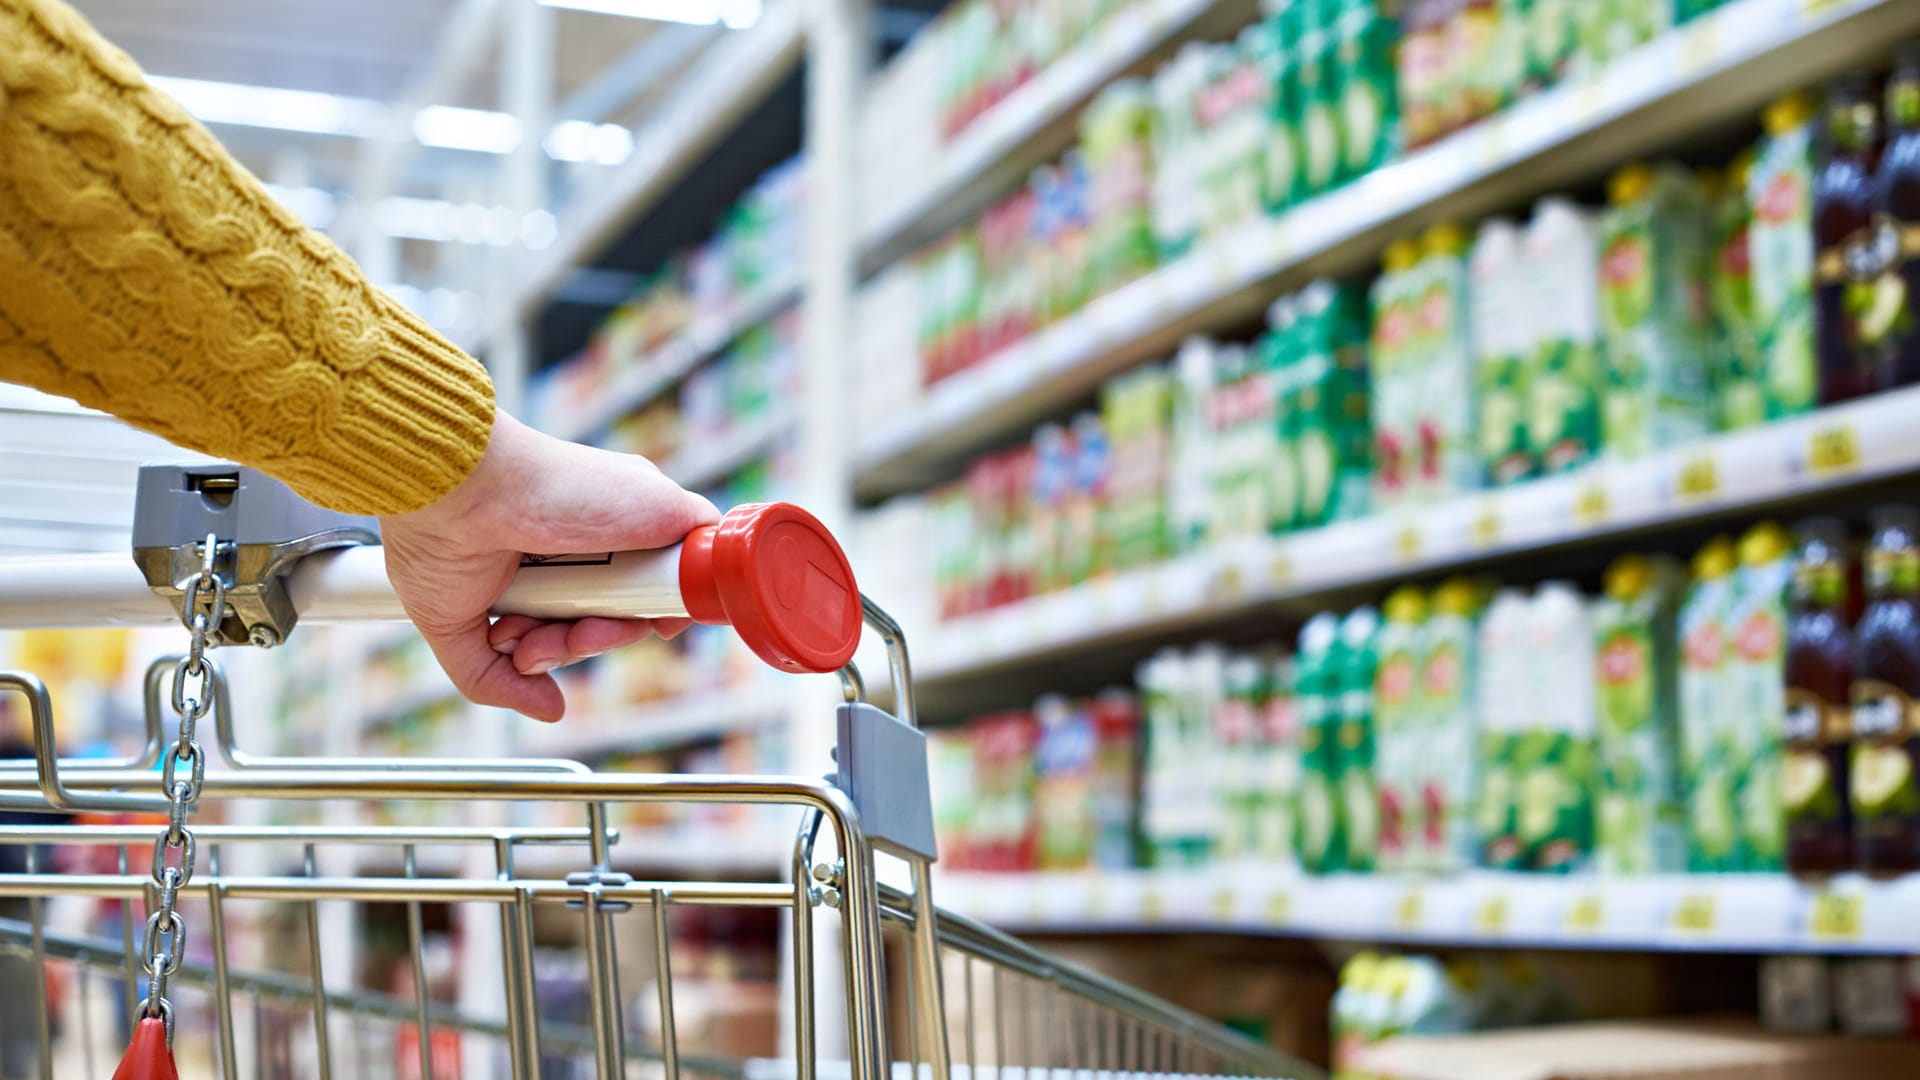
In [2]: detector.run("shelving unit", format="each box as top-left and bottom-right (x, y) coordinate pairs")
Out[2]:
(852, 0), (1920, 502)
(517, 684), (790, 760)
(912, 384), (1920, 686)
(936, 869), (1920, 954)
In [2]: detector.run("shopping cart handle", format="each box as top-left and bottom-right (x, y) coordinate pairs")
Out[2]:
(0, 502), (861, 675)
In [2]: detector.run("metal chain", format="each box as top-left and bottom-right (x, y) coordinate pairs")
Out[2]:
(137, 533), (223, 1043)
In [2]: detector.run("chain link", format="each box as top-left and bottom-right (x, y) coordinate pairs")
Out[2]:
(139, 533), (223, 1044)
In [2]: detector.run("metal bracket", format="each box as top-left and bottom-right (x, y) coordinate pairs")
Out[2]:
(131, 463), (379, 647)
(833, 701), (937, 861)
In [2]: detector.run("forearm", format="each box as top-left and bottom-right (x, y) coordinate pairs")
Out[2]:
(0, 0), (495, 516)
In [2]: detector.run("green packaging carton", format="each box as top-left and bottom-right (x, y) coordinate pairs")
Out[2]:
(1336, 0), (1399, 179)
(1260, 654), (1304, 865)
(1597, 163), (1717, 459)
(1592, 554), (1686, 875)
(1731, 522), (1792, 872)
(1295, 614), (1347, 873)
(1708, 152), (1767, 430)
(1420, 578), (1485, 872)
(1415, 223), (1478, 500)
(1475, 588), (1531, 868)
(1338, 606), (1383, 873)
(1519, 582), (1597, 873)
(1368, 238), (1422, 509)
(1296, 0), (1346, 196)
(1375, 587), (1428, 874)
(1260, 4), (1305, 214)
(1749, 93), (1818, 417)
(1680, 537), (1744, 871)
(1293, 280), (1373, 525)
(1470, 218), (1533, 485)
(1523, 198), (1603, 473)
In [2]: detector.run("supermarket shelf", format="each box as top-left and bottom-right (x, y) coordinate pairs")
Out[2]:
(665, 405), (797, 491)
(517, 685), (790, 760)
(551, 270), (804, 442)
(851, 0), (1920, 502)
(937, 868), (1920, 954)
(858, 0), (1255, 270)
(914, 385), (1920, 685)
(361, 677), (462, 730)
(507, 0), (804, 325)
(513, 828), (787, 877)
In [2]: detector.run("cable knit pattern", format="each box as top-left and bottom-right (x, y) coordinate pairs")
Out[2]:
(0, 0), (494, 516)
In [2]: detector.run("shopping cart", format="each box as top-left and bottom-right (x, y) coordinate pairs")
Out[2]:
(0, 464), (1321, 1080)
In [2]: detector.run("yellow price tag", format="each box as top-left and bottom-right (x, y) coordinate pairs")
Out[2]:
(1474, 895), (1510, 935)
(1394, 524), (1423, 564)
(1212, 887), (1237, 922)
(1141, 885), (1166, 923)
(1393, 889), (1425, 931)
(1574, 481), (1610, 527)
(1799, 0), (1840, 18)
(1565, 893), (1605, 934)
(1674, 455), (1719, 501)
(1809, 891), (1862, 940)
(1264, 891), (1292, 924)
(1267, 550), (1294, 587)
(1671, 893), (1716, 934)
(1470, 503), (1501, 549)
(1807, 423), (1860, 477)
(1212, 564), (1248, 602)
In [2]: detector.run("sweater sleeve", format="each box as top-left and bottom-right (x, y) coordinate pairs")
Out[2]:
(0, 0), (495, 517)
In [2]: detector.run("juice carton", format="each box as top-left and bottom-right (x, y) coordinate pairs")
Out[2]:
(1100, 365), (1177, 571)
(1151, 44), (1208, 261)
(1680, 536), (1743, 870)
(1415, 223), (1478, 500)
(1206, 344), (1270, 541)
(1597, 163), (1716, 459)
(1592, 554), (1686, 875)
(1088, 690), (1141, 870)
(1034, 694), (1101, 870)
(1170, 336), (1218, 552)
(1450, 0), (1504, 124)
(1420, 577), (1485, 871)
(1138, 649), (1220, 867)
(1469, 218), (1533, 485)
(928, 730), (978, 867)
(1397, 0), (1448, 149)
(1063, 411), (1109, 584)
(1216, 653), (1268, 861)
(1297, 0), (1347, 196)
(1519, 582), (1597, 872)
(1523, 198), (1604, 473)
(1257, 303), (1304, 535)
(1375, 587), (1428, 873)
(1261, 3), (1305, 213)
(1369, 239), (1422, 510)
(970, 711), (1039, 872)
(1708, 151), (1766, 430)
(1749, 92), (1818, 417)
(1338, 606), (1384, 872)
(1475, 588), (1531, 868)
(1732, 522), (1793, 871)
(1030, 423), (1073, 594)
(1294, 280), (1373, 525)
(1526, 0), (1576, 89)
(1295, 614), (1347, 873)
(1260, 654), (1304, 865)
(1079, 79), (1158, 298)
(1336, 0), (1400, 178)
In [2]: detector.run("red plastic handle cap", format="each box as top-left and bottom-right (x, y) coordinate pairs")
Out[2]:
(678, 502), (860, 674)
(112, 1017), (179, 1080)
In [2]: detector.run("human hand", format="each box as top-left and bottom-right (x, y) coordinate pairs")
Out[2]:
(378, 411), (719, 721)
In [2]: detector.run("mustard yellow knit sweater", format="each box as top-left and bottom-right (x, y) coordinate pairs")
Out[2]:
(0, 0), (495, 516)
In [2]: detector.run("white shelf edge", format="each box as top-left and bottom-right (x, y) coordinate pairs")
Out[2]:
(550, 270), (805, 442)
(518, 684), (789, 760)
(853, 0), (1920, 492)
(858, 0), (1225, 264)
(506, 0), (805, 324)
(936, 868), (1920, 954)
(916, 384), (1920, 682)
(665, 404), (798, 490)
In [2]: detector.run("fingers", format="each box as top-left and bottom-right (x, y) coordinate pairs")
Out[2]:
(419, 613), (567, 723)
(504, 616), (664, 675)
(487, 614), (542, 654)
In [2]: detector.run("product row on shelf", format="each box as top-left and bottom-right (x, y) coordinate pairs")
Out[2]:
(531, 156), (807, 437)
(925, 512), (1920, 883)
(855, 55), (1919, 627)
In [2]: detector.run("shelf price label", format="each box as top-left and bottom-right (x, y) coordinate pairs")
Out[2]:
(1673, 454), (1720, 503)
(1670, 892), (1717, 935)
(1806, 423), (1860, 477)
(1393, 888), (1425, 932)
(1808, 890), (1863, 941)
(1211, 886), (1238, 922)
(1394, 523), (1423, 565)
(1141, 883), (1166, 923)
(1263, 890), (1292, 925)
(1573, 480), (1610, 527)
(1211, 563), (1249, 603)
(1470, 502), (1502, 549)
(1564, 892), (1605, 934)
(1474, 894), (1510, 936)
(1267, 550), (1294, 588)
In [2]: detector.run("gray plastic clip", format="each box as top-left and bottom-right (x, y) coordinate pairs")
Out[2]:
(834, 701), (937, 860)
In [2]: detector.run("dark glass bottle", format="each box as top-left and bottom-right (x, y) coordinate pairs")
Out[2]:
(1784, 517), (1856, 876)
(1876, 48), (1920, 387)
(1850, 505), (1920, 875)
(1813, 78), (1882, 405)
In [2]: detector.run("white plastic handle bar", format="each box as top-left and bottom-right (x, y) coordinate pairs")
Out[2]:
(0, 544), (684, 628)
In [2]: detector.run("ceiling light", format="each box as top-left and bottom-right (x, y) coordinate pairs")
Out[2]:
(146, 75), (380, 137)
(535, 0), (758, 27)
(414, 105), (523, 154)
